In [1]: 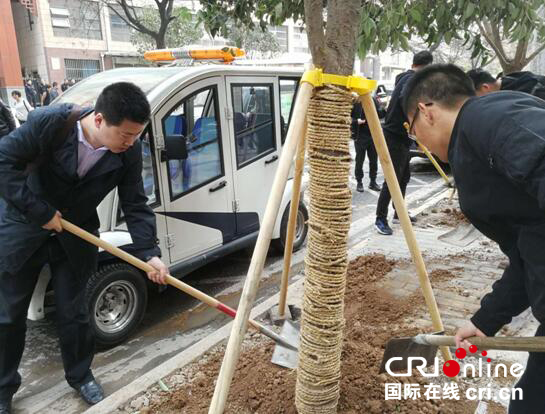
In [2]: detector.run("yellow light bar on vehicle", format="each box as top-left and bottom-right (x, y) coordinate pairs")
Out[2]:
(144, 47), (245, 62)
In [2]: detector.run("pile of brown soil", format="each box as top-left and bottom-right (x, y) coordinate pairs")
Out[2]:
(416, 199), (469, 228)
(134, 255), (505, 414)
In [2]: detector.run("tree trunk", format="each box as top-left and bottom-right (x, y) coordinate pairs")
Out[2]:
(501, 61), (526, 75)
(295, 1), (361, 413)
(155, 35), (166, 49)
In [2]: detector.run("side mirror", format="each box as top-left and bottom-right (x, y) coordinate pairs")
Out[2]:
(161, 135), (188, 161)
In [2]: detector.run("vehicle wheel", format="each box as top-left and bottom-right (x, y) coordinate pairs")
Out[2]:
(273, 201), (309, 253)
(86, 263), (147, 348)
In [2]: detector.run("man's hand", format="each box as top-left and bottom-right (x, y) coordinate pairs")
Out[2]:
(357, 118), (366, 125)
(454, 321), (487, 350)
(146, 256), (169, 285)
(42, 211), (63, 232)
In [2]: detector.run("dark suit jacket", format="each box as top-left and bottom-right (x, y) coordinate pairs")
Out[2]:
(0, 103), (160, 275)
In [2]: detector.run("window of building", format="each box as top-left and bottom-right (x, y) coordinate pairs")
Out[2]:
(64, 58), (101, 81)
(50, 0), (103, 40)
(109, 7), (131, 42)
(50, 7), (70, 28)
(268, 25), (288, 51)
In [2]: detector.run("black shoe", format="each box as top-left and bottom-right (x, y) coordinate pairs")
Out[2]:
(369, 181), (381, 191)
(77, 380), (104, 405)
(0, 398), (11, 414)
(392, 214), (417, 224)
(375, 218), (393, 235)
(356, 181), (364, 193)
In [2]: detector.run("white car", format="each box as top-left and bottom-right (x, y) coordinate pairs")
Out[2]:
(29, 65), (309, 347)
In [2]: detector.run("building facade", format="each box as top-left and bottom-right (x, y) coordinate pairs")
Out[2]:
(4, 0), (412, 103)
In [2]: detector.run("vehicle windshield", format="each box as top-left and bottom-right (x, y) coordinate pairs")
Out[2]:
(55, 67), (182, 106)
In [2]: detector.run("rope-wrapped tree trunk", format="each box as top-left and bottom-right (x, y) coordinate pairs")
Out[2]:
(295, 85), (353, 413)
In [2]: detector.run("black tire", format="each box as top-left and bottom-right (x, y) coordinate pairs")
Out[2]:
(273, 201), (309, 253)
(86, 263), (148, 348)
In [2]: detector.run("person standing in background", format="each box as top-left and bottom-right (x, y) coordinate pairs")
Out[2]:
(50, 82), (60, 102)
(0, 100), (16, 139)
(24, 80), (37, 108)
(11, 91), (33, 125)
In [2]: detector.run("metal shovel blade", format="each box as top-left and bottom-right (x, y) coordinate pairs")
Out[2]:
(271, 319), (300, 369)
(379, 336), (438, 374)
(438, 222), (480, 247)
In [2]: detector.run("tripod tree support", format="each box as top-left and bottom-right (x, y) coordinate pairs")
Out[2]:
(208, 80), (314, 414)
(360, 93), (453, 364)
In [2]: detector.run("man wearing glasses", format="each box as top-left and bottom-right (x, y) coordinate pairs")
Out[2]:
(403, 63), (545, 413)
(375, 50), (433, 235)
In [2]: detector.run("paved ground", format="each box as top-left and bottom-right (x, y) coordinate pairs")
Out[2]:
(14, 143), (447, 413)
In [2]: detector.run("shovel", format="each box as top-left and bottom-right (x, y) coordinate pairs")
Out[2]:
(60, 218), (300, 367)
(380, 332), (545, 373)
(438, 222), (480, 247)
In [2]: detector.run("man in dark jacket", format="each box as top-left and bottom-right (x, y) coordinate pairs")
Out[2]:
(403, 63), (545, 413)
(0, 100), (16, 139)
(374, 50), (433, 236)
(351, 95), (384, 193)
(467, 68), (545, 100)
(24, 80), (37, 108)
(0, 82), (168, 414)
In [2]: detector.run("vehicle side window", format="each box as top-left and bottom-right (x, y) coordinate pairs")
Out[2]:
(279, 78), (300, 144)
(231, 84), (276, 168)
(162, 86), (224, 200)
(141, 130), (159, 205)
(117, 127), (158, 224)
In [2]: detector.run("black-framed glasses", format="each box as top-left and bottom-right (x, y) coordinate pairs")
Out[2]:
(407, 102), (433, 141)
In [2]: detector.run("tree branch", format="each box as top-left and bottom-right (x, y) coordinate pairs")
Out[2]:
(477, 20), (509, 70)
(514, 37), (529, 67)
(110, 0), (158, 37)
(489, 20), (507, 60)
(524, 42), (545, 67)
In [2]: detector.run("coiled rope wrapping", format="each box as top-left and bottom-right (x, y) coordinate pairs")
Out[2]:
(295, 85), (353, 413)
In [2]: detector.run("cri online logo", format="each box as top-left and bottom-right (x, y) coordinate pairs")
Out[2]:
(442, 345), (490, 377)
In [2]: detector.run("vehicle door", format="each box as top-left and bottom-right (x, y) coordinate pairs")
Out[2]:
(154, 77), (236, 263)
(225, 76), (282, 236)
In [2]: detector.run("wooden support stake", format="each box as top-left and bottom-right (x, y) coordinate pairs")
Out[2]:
(360, 93), (453, 364)
(208, 81), (314, 414)
(278, 117), (307, 318)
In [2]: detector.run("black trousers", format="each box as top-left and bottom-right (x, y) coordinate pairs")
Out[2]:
(376, 138), (411, 220)
(0, 236), (95, 401)
(354, 136), (378, 183)
(508, 324), (545, 413)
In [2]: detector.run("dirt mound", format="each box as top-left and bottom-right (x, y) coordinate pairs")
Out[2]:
(417, 199), (469, 228)
(136, 254), (504, 414)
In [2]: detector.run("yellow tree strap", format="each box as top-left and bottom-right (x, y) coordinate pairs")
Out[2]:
(301, 68), (377, 95)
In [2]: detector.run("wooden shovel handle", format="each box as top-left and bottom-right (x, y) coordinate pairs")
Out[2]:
(418, 334), (545, 352)
(61, 219), (248, 322)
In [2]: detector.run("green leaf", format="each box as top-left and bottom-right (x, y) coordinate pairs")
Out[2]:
(508, 2), (518, 19)
(410, 9), (422, 23)
(464, 3), (475, 20)
(274, 2), (282, 18)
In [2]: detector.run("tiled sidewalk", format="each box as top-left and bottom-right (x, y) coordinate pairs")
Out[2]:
(351, 202), (537, 411)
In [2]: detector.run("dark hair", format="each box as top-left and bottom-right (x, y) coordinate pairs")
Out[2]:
(466, 68), (496, 90)
(413, 51), (433, 66)
(94, 82), (150, 126)
(52, 82), (58, 87)
(403, 64), (476, 116)
(12, 91), (21, 98)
